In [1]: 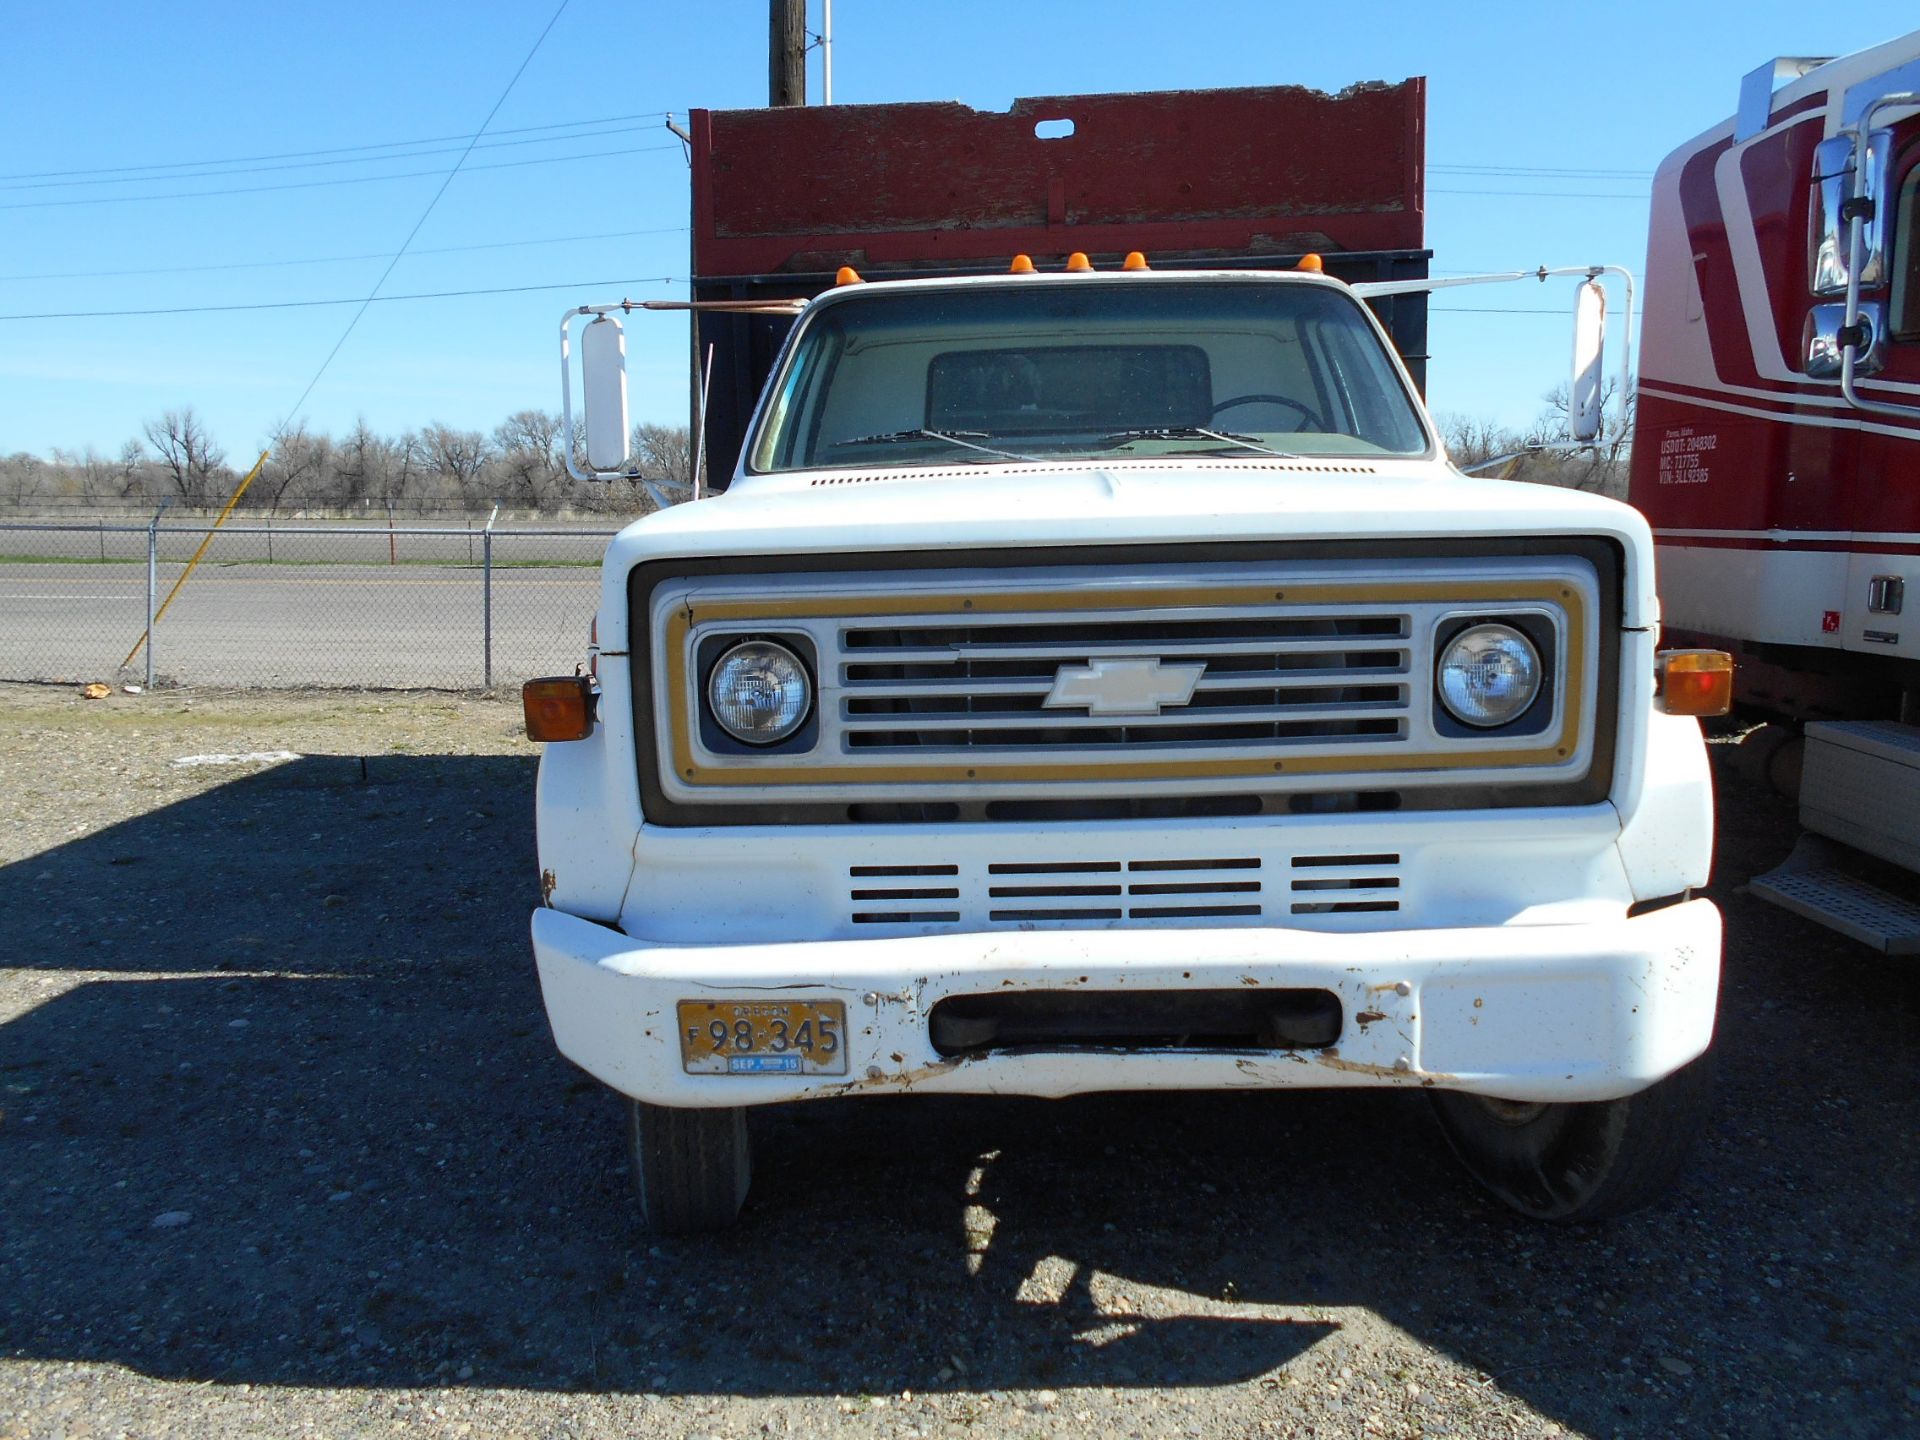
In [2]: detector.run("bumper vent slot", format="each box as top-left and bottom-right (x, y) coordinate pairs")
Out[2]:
(1289, 852), (1402, 914)
(987, 857), (1262, 921)
(848, 863), (961, 924)
(848, 859), (1267, 926)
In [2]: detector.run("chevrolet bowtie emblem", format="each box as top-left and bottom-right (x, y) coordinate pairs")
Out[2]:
(1043, 657), (1206, 716)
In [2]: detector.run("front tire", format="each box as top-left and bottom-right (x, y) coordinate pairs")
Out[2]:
(625, 1099), (751, 1234)
(1429, 1054), (1714, 1222)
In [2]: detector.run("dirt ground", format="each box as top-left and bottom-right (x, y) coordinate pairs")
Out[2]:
(1, 682), (1915, 1440)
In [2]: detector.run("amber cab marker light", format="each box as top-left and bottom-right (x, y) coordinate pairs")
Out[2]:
(1655, 649), (1734, 717)
(1122, 251), (1150, 271)
(834, 265), (863, 286)
(1295, 253), (1325, 273)
(1065, 251), (1093, 272)
(524, 675), (596, 742)
(1009, 253), (1037, 274)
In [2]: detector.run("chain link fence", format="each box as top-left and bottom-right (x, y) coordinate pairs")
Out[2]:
(0, 518), (616, 690)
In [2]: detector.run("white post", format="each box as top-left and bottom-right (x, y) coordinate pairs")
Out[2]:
(822, 0), (833, 104)
(482, 502), (499, 688)
(143, 500), (170, 688)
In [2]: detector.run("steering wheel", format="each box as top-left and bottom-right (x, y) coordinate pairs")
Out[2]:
(1211, 393), (1326, 431)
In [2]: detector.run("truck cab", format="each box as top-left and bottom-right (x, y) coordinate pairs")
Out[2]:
(527, 85), (1726, 1231)
(1629, 31), (1920, 950)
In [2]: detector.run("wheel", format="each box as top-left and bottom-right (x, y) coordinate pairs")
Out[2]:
(1728, 722), (1802, 800)
(625, 1099), (751, 1234)
(1429, 1054), (1714, 1222)
(1212, 392), (1327, 430)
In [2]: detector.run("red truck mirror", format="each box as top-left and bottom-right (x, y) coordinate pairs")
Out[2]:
(1810, 132), (1888, 297)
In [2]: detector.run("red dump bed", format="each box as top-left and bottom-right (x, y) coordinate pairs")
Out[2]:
(686, 82), (1429, 485)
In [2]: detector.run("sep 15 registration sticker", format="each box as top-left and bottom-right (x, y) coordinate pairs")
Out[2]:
(676, 999), (849, 1076)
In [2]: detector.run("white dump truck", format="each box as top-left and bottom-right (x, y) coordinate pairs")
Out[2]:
(523, 84), (1730, 1231)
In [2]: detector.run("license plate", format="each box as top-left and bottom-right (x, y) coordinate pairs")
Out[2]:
(677, 999), (849, 1075)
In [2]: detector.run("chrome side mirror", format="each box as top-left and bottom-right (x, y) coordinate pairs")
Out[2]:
(580, 315), (632, 471)
(1569, 279), (1606, 443)
(1805, 300), (1885, 377)
(1810, 131), (1888, 296)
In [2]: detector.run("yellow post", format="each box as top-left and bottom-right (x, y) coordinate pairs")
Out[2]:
(121, 448), (270, 670)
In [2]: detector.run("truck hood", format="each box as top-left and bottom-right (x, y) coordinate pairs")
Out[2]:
(596, 458), (1659, 645)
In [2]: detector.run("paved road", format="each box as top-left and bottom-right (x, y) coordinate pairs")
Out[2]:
(0, 561), (604, 688)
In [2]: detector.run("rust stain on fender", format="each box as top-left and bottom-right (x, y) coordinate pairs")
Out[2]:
(539, 869), (558, 906)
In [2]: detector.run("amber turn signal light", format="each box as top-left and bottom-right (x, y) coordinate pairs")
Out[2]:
(524, 675), (596, 741)
(1655, 650), (1734, 717)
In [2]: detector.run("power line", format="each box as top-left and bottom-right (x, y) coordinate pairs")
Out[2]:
(278, 0), (575, 426)
(2, 120), (674, 193)
(1430, 187), (1648, 200)
(0, 227), (689, 283)
(0, 276), (684, 322)
(1433, 306), (1591, 315)
(0, 109), (676, 183)
(1430, 163), (1650, 179)
(0, 140), (681, 212)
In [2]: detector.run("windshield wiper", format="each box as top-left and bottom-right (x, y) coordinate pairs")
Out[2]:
(1099, 426), (1300, 459)
(835, 428), (1038, 462)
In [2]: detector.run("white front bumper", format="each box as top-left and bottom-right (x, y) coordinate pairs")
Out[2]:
(531, 900), (1720, 1107)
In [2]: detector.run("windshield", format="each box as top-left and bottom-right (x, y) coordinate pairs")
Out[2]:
(749, 279), (1431, 473)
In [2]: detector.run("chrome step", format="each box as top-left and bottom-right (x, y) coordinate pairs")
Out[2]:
(1748, 836), (1920, 955)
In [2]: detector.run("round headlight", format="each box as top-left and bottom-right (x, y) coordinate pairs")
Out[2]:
(1437, 623), (1542, 729)
(707, 640), (813, 745)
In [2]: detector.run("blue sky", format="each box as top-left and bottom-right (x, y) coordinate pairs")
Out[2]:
(0, 2), (1905, 462)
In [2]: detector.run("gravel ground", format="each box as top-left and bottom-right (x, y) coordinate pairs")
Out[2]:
(1, 682), (1915, 1440)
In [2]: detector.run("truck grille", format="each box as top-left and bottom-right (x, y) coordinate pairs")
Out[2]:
(636, 544), (1613, 822)
(840, 611), (1410, 751)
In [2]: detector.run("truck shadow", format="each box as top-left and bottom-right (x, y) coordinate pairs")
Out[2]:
(0, 751), (1913, 1437)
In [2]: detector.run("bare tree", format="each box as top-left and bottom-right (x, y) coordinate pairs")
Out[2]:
(1526, 382), (1634, 497)
(141, 407), (226, 506)
(631, 422), (692, 485)
(419, 423), (493, 505)
(115, 439), (149, 498)
(258, 419), (334, 514)
(1436, 412), (1525, 471)
(1, 452), (48, 507)
(493, 409), (569, 510)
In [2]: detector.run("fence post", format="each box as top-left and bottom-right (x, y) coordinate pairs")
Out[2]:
(143, 502), (169, 688)
(482, 502), (499, 689)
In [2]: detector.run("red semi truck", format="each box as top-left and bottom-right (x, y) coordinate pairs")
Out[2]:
(1629, 29), (1920, 950)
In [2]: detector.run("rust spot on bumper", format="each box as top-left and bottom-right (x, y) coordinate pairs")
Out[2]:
(539, 869), (558, 906)
(813, 1053), (977, 1098)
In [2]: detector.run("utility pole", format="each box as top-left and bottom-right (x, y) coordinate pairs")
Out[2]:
(822, 0), (833, 104)
(769, 0), (806, 107)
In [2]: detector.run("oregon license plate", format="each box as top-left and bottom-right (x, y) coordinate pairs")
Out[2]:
(676, 999), (849, 1076)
